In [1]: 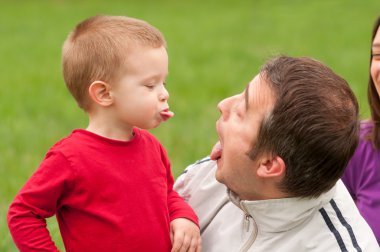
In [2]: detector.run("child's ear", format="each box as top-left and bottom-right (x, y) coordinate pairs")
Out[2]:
(257, 155), (285, 178)
(88, 81), (113, 107)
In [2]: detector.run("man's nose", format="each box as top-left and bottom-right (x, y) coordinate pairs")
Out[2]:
(217, 96), (235, 120)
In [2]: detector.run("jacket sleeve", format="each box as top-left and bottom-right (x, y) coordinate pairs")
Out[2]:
(7, 151), (73, 252)
(174, 157), (231, 230)
(174, 156), (214, 200)
(159, 145), (199, 226)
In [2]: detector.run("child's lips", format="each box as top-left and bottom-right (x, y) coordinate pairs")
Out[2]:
(160, 109), (174, 121)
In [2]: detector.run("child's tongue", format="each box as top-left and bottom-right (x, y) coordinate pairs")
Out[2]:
(210, 141), (222, 160)
(160, 109), (174, 121)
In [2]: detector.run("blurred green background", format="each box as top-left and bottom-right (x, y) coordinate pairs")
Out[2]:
(0, 0), (378, 250)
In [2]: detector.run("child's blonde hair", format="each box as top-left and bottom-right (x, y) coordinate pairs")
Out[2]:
(62, 15), (166, 110)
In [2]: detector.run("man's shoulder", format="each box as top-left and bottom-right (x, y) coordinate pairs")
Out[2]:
(263, 181), (379, 251)
(175, 157), (217, 189)
(180, 157), (215, 175)
(174, 157), (231, 231)
(309, 181), (380, 251)
(174, 156), (227, 202)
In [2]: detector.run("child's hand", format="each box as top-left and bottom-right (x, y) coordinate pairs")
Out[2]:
(170, 218), (201, 252)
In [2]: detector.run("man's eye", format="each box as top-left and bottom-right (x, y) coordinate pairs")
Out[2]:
(235, 104), (244, 118)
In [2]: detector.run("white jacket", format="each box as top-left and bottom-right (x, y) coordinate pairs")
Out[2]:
(174, 157), (380, 252)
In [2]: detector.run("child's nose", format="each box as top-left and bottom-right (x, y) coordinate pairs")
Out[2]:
(159, 86), (169, 101)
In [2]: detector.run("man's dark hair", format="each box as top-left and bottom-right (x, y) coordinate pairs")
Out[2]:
(249, 56), (359, 198)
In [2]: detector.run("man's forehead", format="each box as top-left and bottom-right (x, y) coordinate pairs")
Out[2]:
(246, 74), (275, 111)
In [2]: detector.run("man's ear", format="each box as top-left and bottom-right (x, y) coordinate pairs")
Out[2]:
(88, 80), (113, 107)
(257, 155), (285, 178)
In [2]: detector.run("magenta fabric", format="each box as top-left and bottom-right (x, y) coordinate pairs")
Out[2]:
(342, 121), (380, 245)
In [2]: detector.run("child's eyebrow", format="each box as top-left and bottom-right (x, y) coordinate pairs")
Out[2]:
(141, 75), (160, 83)
(141, 73), (168, 83)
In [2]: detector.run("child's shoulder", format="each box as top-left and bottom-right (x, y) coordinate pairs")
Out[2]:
(135, 127), (159, 141)
(47, 130), (83, 153)
(134, 128), (165, 148)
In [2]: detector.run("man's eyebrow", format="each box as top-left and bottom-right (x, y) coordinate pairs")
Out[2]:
(245, 83), (250, 111)
(372, 42), (380, 48)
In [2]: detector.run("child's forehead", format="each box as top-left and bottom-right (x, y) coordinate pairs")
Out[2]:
(126, 41), (166, 52)
(124, 44), (167, 60)
(115, 45), (168, 78)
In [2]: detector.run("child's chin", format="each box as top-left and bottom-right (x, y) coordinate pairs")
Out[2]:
(138, 120), (162, 129)
(149, 121), (161, 129)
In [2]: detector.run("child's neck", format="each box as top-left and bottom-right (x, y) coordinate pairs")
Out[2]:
(86, 119), (134, 141)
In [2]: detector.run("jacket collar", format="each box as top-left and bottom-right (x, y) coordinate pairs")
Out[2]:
(227, 184), (336, 232)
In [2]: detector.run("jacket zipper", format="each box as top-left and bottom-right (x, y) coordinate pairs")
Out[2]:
(239, 203), (258, 252)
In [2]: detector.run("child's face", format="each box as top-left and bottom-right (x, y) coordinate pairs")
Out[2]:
(110, 45), (171, 129)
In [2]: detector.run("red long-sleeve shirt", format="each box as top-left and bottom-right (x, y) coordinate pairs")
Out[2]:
(8, 128), (198, 251)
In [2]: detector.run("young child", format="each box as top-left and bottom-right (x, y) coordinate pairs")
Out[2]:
(8, 15), (201, 252)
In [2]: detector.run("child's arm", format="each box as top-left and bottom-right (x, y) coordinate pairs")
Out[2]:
(170, 218), (201, 252)
(159, 145), (198, 224)
(158, 145), (200, 251)
(8, 151), (72, 251)
(166, 169), (201, 252)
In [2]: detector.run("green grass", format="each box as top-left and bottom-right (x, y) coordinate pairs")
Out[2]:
(0, 0), (378, 250)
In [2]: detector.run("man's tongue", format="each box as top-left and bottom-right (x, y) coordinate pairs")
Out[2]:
(210, 141), (222, 160)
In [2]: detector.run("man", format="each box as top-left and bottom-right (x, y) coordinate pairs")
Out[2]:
(174, 56), (380, 251)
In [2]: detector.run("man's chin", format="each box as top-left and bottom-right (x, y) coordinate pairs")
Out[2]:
(214, 163), (224, 184)
(215, 173), (223, 184)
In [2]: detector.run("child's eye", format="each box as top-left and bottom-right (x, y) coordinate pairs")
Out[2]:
(144, 84), (155, 89)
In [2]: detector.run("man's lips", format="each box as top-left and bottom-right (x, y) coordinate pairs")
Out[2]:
(160, 109), (174, 121)
(210, 141), (222, 160)
(211, 120), (222, 160)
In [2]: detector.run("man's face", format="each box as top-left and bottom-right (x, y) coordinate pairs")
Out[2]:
(210, 74), (275, 199)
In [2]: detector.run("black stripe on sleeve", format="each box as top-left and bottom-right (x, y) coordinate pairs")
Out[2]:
(319, 207), (348, 252)
(180, 157), (212, 176)
(330, 199), (362, 252)
(179, 169), (188, 175)
(195, 156), (211, 165)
